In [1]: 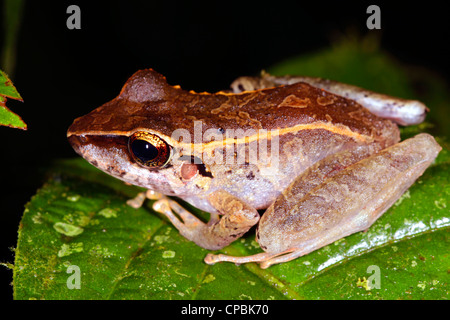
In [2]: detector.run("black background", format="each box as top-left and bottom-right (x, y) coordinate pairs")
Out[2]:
(1, 0), (449, 300)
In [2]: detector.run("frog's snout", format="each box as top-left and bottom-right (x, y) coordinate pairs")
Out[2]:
(67, 134), (85, 157)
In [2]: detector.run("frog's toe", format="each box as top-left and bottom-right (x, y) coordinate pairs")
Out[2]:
(204, 251), (272, 266)
(204, 249), (298, 268)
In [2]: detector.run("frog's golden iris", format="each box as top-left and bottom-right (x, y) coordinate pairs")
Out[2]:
(128, 131), (171, 168)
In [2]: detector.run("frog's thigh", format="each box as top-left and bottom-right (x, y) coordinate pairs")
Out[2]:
(152, 190), (259, 250)
(205, 134), (441, 268)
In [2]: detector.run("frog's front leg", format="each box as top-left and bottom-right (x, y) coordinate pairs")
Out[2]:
(126, 189), (163, 208)
(140, 189), (259, 250)
(205, 133), (441, 268)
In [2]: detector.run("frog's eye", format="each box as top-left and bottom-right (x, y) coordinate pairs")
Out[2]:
(128, 132), (171, 168)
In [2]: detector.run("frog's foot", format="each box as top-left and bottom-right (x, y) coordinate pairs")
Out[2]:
(153, 197), (204, 232)
(126, 189), (163, 208)
(204, 248), (303, 269)
(205, 239), (327, 268)
(152, 190), (260, 250)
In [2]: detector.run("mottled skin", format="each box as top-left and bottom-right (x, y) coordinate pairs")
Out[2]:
(230, 71), (429, 126)
(67, 69), (441, 268)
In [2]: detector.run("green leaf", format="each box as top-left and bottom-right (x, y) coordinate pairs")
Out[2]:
(12, 37), (450, 299)
(12, 152), (449, 299)
(13, 159), (288, 300)
(0, 70), (26, 129)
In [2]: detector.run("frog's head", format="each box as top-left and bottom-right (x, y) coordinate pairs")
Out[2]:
(67, 69), (213, 196)
(67, 129), (180, 194)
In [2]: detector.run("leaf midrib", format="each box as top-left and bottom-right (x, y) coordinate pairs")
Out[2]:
(104, 218), (166, 300)
(236, 221), (449, 300)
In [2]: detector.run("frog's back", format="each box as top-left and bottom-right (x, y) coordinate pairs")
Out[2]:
(68, 69), (400, 211)
(69, 69), (398, 144)
(112, 70), (400, 209)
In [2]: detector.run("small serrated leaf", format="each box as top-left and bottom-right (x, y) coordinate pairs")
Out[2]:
(0, 103), (27, 129)
(0, 70), (23, 101)
(0, 70), (26, 130)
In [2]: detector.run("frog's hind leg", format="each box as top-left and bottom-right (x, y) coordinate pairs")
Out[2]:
(204, 236), (331, 269)
(207, 134), (441, 268)
(204, 248), (299, 269)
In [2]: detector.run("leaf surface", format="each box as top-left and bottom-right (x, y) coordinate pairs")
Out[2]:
(12, 39), (450, 299)
(0, 70), (26, 129)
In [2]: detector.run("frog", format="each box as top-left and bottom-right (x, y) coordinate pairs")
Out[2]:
(67, 69), (441, 268)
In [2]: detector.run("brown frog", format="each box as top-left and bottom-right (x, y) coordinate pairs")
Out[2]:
(67, 69), (441, 268)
